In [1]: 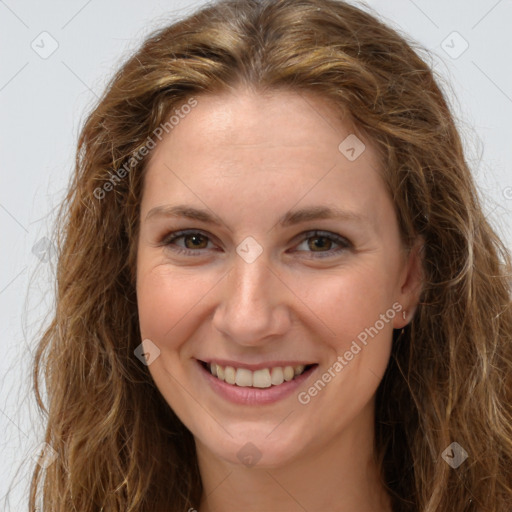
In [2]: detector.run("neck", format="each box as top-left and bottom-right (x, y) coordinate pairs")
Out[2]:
(195, 401), (392, 512)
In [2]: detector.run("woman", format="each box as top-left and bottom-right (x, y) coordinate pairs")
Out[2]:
(30, 0), (512, 510)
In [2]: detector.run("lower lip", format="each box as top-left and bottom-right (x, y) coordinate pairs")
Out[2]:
(197, 361), (318, 405)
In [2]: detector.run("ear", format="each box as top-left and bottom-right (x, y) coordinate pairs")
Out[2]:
(393, 236), (425, 329)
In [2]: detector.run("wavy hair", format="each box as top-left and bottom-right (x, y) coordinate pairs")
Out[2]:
(29, 0), (512, 510)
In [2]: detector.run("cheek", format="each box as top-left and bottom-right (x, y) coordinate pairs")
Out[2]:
(136, 266), (207, 355)
(135, 267), (208, 420)
(137, 271), (173, 342)
(304, 265), (397, 397)
(300, 270), (397, 417)
(304, 263), (399, 340)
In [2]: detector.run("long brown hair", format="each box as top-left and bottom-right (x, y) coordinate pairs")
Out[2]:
(29, 0), (512, 510)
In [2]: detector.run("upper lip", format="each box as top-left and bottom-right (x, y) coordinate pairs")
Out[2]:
(198, 358), (315, 371)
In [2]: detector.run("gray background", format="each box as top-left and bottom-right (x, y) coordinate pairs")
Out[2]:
(1, 0), (511, 509)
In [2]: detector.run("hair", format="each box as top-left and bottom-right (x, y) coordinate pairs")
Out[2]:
(29, 0), (512, 510)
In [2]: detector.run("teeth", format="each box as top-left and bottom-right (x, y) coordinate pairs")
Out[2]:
(224, 366), (236, 385)
(235, 368), (252, 387)
(294, 365), (305, 376)
(207, 363), (309, 387)
(283, 366), (295, 381)
(270, 367), (284, 385)
(252, 368), (271, 388)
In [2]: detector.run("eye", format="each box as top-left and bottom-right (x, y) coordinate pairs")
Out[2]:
(292, 230), (352, 258)
(160, 229), (351, 258)
(160, 230), (217, 256)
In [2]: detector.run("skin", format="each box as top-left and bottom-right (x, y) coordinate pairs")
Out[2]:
(136, 87), (423, 512)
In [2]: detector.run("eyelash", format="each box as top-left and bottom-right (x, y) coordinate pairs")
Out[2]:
(159, 229), (352, 258)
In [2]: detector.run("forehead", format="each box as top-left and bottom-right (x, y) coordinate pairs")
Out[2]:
(141, 88), (388, 232)
(150, 88), (365, 162)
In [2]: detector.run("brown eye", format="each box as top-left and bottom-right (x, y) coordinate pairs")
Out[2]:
(182, 233), (209, 249)
(307, 235), (334, 252)
(161, 230), (215, 255)
(294, 230), (351, 258)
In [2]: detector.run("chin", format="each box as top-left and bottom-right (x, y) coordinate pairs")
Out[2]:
(195, 423), (307, 469)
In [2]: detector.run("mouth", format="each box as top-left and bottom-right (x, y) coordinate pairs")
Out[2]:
(198, 360), (318, 388)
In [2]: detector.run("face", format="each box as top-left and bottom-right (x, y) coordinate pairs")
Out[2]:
(136, 87), (422, 468)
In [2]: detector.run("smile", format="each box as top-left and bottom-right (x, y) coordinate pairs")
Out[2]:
(204, 362), (314, 388)
(197, 359), (318, 405)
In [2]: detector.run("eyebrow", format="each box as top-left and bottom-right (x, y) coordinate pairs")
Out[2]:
(145, 204), (369, 228)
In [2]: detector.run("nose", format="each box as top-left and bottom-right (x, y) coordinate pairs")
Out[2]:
(211, 252), (292, 347)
